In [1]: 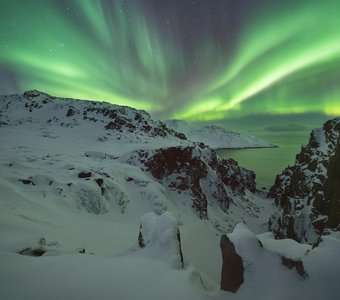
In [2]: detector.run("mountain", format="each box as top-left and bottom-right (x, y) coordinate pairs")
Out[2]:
(269, 117), (340, 244)
(165, 119), (275, 149)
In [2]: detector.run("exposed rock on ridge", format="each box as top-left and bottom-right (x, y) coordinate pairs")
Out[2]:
(269, 117), (340, 244)
(0, 90), (187, 141)
(123, 145), (256, 218)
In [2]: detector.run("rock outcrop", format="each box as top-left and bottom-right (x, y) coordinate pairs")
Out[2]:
(269, 117), (340, 244)
(220, 223), (309, 294)
(220, 235), (244, 292)
(124, 145), (256, 218)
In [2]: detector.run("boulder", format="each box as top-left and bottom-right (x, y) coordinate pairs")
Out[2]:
(137, 212), (184, 268)
(78, 171), (92, 178)
(220, 235), (244, 292)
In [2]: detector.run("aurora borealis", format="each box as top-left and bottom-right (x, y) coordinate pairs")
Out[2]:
(0, 0), (339, 121)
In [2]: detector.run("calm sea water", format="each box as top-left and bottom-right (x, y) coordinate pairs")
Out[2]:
(217, 131), (311, 189)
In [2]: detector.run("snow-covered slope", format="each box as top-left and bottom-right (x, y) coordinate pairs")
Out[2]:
(0, 91), (339, 299)
(165, 119), (274, 149)
(269, 117), (340, 245)
(0, 90), (274, 298)
(0, 90), (266, 225)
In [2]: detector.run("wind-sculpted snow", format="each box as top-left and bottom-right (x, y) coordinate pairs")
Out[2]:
(137, 212), (184, 268)
(269, 117), (340, 244)
(218, 223), (340, 299)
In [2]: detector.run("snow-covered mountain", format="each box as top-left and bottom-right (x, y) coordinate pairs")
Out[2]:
(269, 117), (340, 245)
(0, 90), (265, 225)
(165, 119), (275, 149)
(0, 91), (339, 300)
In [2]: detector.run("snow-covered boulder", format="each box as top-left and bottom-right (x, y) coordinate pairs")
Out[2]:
(137, 212), (184, 268)
(219, 223), (340, 299)
(269, 117), (340, 244)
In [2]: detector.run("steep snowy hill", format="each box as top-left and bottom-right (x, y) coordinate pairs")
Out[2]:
(269, 117), (340, 244)
(165, 119), (275, 149)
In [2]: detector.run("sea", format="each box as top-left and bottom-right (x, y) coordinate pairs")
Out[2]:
(217, 131), (311, 190)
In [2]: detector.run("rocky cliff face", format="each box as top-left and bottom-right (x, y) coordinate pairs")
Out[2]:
(269, 117), (340, 244)
(122, 145), (256, 218)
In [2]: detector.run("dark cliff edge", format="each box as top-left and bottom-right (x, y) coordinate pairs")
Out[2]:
(268, 117), (340, 245)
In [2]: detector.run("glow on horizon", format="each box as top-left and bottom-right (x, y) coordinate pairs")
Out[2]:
(0, 0), (339, 120)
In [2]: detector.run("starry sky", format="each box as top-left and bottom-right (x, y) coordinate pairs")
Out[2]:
(0, 0), (339, 122)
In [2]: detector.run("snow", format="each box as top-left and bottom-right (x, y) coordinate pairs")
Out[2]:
(135, 212), (183, 268)
(257, 232), (312, 259)
(165, 119), (275, 149)
(219, 223), (340, 300)
(0, 92), (339, 300)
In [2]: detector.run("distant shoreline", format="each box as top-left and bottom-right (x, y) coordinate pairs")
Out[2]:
(215, 144), (279, 151)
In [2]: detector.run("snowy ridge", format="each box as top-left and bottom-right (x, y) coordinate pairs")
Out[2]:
(0, 90), (266, 224)
(165, 119), (275, 149)
(0, 90), (187, 145)
(269, 117), (340, 244)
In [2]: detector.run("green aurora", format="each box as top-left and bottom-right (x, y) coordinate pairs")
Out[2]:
(0, 0), (339, 121)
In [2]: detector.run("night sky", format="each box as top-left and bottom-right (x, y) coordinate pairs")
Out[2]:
(0, 0), (339, 121)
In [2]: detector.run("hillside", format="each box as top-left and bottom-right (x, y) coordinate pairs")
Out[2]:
(0, 91), (339, 300)
(165, 119), (275, 149)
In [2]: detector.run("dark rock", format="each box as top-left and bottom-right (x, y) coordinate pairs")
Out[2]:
(135, 113), (142, 121)
(269, 117), (340, 244)
(66, 107), (75, 117)
(144, 146), (208, 218)
(177, 230), (184, 268)
(126, 145), (256, 218)
(95, 178), (105, 195)
(23, 90), (41, 98)
(19, 179), (32, 185)
(78, 171), (92, 178)
(95, 178), (104, 187)
(323, 141), (340, 229)
(138, 224), (145, 248)
(281, 257), (307, 278)
(220, 235), (244, 293)
(19, 247), (46, 257)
